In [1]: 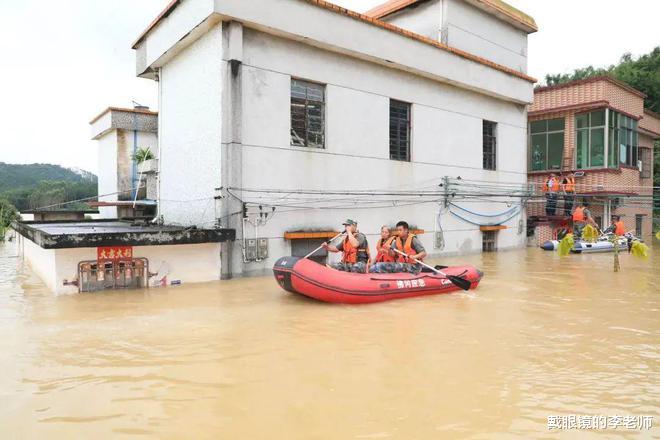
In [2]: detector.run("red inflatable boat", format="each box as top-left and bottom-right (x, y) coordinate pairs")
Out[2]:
(273, 257), (483, 304)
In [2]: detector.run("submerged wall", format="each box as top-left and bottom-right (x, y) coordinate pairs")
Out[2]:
(22, 239), (222, 295)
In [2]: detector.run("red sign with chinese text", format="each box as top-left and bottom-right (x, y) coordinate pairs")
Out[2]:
(97, 246), (133, 262)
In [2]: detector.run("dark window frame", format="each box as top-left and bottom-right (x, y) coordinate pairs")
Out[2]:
(389, 99), (411, 162)
(529, 118), (565, 171)
(482, 230), (497, 252)
(616, 113), (638, 168)
(483, 120), (497, 171)
(290, 78), (325, 149)
(635, 214), (643, 237)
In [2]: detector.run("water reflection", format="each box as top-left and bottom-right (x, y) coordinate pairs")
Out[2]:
(0, 239), (658, 438)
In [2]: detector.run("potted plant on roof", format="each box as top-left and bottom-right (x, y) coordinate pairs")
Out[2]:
(134, 147), (157, 174)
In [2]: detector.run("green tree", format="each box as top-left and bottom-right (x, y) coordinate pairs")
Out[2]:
(544, 47), (660, 113)
(0, 199), (19, 241)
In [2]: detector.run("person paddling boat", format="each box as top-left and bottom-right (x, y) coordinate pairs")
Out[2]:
(322, 219), (371, 273)
(372, 221), (427, 273)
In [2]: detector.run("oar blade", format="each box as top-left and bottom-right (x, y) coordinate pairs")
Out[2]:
(446, 275), (472, 291)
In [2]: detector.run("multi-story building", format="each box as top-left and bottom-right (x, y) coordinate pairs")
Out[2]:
(131, 0), (539, 279)
(527, 76), (659, 243)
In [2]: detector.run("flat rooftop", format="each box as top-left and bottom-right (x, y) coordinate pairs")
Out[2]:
(13, 220), (235, 249)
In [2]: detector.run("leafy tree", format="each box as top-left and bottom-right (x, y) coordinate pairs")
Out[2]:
(544, 47), (660, 113)
(0, 199), (18, 241)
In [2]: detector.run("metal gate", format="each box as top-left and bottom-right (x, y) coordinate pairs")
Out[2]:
(78, 258), (149, 292)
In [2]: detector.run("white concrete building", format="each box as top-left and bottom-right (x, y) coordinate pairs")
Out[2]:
(90, 106), (159, 218)
(132, 0), (538, 278)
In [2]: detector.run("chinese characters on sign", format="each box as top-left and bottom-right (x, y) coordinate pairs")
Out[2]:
(547, 415), (653, 431)
(396, 279), (426, 289)
(97, 246), (133, 262)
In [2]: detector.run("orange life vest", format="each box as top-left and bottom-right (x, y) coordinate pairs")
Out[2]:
(572, 207), (585, 222)
(375, 237), (396, 263)
(341, 236), (369, 264)
(543, 177), (559, 193)
(394, 234), (421, 263)
(563, 177), (575, 193)
(614, 221), (625, 236)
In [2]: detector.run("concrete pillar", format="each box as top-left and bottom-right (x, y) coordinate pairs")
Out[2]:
(220, 21), (244, 280)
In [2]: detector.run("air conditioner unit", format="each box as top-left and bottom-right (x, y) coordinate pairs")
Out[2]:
(638, 160), (643, 172)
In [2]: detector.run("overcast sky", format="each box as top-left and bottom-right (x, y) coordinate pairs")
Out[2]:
(1, 0), (657, 174)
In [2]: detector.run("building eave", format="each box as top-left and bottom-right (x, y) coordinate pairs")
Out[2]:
(535, 76), (647, 99)
(366, 0), (538, 33)
(132, 0), (180, 49)
(639, 126), (660, 139)
(89, 107), (158, 125)
(132, 0), (536, 85)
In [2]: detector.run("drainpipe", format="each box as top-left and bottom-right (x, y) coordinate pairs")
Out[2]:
(152, 67), (163, 224)
(132, 109), (138, 200)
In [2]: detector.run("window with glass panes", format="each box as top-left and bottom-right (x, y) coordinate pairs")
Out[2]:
(575, 110), (605, 169)
(483, 120), (497, 170)
(290, 79), (325, 148)
(635, 214), (643, 237)
(616, 113), (638, 167)
(390, 100), (411, 161)
(529, 118), (564, 171)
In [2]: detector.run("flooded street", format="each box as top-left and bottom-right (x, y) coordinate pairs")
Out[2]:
(0, 239), (658, 439)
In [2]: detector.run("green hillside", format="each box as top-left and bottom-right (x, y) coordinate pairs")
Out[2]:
(0, 163), (97, 212)
(0, 162), (96, 192)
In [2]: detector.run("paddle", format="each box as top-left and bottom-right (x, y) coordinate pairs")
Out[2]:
(389, 247), (472, 291)
(303, 232), (345, 259)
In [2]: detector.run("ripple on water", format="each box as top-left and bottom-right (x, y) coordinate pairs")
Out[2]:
(0, 241), (659, 438)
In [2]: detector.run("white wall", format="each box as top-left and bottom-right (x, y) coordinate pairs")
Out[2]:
(384, 0), (442, 40)
(23, 238), (58, 293)
(23, 240), (222, 295)
(159, 22), (223, 226)
(96, 131), (118, 218)
(232, 28), (528, 275)
(138, 0), (533, 104)
(445, 0), (528, 73)
(96, 129), (159, 218)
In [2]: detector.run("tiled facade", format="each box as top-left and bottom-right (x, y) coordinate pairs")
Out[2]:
(527, 77), (659, 240)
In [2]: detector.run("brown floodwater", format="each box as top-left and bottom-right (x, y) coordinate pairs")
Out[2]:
(0, 238), (658, 439)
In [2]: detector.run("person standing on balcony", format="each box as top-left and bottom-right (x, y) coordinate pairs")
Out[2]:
(543, 173), (559, 216)
(561, 172), (576, 216)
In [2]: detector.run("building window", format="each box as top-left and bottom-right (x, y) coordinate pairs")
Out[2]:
(291, 79), (325, 148)
(635, 215), (643, 236)
(482, 231), (497, 252)
(291, 239), (328, 264)
(608, 112), (637, 167)
(483, 120), (497, 170)
(390, 100), (411, 161)
(640, 147), (652, 178)
(529, 118), (565, 171)
(576, 110), (605, 169)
